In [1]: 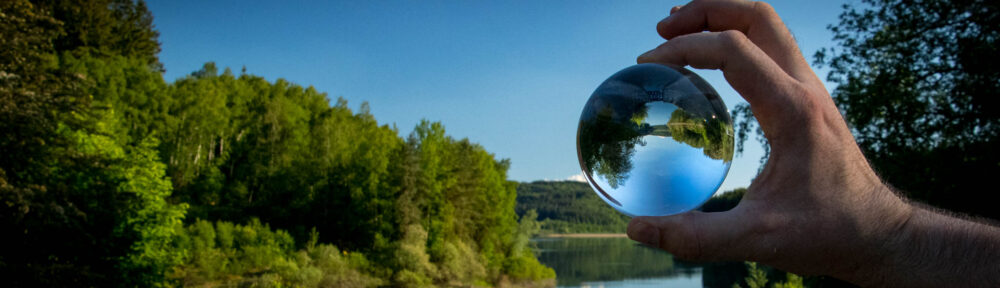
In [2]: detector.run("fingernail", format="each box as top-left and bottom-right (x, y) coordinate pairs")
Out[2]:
(637, 49), (656, 63)
(670, 5), (683, 15)
(628, 221), (660, 247)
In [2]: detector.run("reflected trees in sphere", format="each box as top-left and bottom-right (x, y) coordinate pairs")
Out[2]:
(577, 63), (733, 216)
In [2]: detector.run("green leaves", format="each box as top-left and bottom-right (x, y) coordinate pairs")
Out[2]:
(815, 0), (1000, 218)
(116, 137), (187, 286)
(3, 1), (554, 286)
(153, 66), (552, 286)
(170, 219), (385, 287)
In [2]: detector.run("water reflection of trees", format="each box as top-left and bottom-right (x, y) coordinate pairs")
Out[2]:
(578, 105), (646, 189)
(665, 109), (734, 162)
(578, 101), (734, 191)
(532, 238), (797, 288)
(532, 238), (700, 286)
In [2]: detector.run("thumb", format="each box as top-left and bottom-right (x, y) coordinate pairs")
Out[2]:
(627, 210), (755, 261)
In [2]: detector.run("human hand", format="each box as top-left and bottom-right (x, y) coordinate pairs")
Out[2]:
(627, 0), (913, 284)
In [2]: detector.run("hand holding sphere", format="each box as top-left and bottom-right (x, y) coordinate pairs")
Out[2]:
(601, 1), (1000, 287)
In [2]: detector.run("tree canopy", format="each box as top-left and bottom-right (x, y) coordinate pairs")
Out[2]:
(0, 0), (553, 286)
(816, 0), (1000, 218)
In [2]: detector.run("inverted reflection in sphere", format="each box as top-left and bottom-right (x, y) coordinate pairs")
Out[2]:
(577, 63), (734, 217)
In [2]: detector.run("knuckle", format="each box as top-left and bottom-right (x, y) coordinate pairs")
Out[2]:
(770, 82), (824, 128)
(796, 86), (832, 126)
(718, 30), (750, 50)
(744, 208), (789, 262)
(751, 209), (785, 238)
(751, 1), (778, 20)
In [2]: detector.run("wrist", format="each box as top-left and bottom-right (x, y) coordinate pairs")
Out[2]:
(841, 185), (916, 287)
(871, 204), (1000, 287)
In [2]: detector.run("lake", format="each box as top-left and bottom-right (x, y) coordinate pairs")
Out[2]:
(532, 236), (751, 288)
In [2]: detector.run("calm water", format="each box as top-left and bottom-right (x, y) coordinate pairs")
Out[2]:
(532, 237), (748, 288)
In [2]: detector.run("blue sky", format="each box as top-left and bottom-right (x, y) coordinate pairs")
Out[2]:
(147, 0), (856, 193)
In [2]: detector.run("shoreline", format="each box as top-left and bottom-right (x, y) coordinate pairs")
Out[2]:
(539, 233), (628, 238)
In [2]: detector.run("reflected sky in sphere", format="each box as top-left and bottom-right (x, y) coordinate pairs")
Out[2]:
(577, 63), (734, 217)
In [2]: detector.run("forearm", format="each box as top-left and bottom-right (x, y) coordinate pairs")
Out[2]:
(856, 204), (1000, 287)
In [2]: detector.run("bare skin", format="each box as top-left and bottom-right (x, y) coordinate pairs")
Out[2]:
(626, 1), (1000, 286)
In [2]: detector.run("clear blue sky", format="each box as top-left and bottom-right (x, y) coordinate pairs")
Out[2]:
(147, 0), (855, 193)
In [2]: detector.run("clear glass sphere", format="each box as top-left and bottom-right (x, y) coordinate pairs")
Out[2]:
(577, 63), (734, 217)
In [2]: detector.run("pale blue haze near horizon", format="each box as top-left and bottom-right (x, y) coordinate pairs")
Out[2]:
(147, 0), (856, 194)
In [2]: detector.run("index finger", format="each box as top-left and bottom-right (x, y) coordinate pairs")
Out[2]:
(659, 0), (816, 83)
(638, 31), (799, 132)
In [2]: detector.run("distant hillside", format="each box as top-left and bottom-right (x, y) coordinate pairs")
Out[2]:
(516, 181), (746, 234)
(516, 181), (631, 234)
(700, 187), (745, 212)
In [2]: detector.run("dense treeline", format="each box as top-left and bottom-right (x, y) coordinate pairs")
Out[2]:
(0, 0), (552, 287)
(698, 187), (745, 213)
(516, 181), (631, 234)
(816, 0), (1000, 220)
(170, 219), (384, 287)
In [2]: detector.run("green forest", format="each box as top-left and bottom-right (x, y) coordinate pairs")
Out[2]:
(0, 1), (553, 287)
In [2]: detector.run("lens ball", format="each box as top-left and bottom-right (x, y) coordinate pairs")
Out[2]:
(577, 63), (734, 217)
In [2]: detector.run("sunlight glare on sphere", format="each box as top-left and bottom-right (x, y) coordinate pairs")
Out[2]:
(576, 63), (734, 217)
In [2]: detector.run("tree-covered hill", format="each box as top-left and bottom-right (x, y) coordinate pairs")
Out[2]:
(516, 181), (631, 234)
(0, 1), (552, 287)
